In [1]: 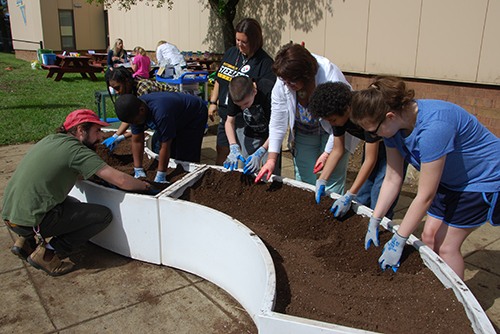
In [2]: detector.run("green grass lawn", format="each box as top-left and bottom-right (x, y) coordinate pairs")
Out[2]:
(0, 52), (116, 145)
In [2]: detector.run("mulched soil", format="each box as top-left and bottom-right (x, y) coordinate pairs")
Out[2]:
(179, 169), (474, 334)
(90, 132), (189, 193)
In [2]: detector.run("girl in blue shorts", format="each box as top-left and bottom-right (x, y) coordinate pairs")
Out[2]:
(350, 76), (500, 279)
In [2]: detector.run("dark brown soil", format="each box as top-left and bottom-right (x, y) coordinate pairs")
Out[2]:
(90, 132), (189, 192)
(180, 169), (474, 334)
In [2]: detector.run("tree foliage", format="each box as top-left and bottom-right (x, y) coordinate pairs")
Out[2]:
(86, 0), (238, 50)
(86, 0), (173, 11)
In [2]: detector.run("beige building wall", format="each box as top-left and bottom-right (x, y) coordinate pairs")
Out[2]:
(106, 0), (500, 86)
(8, 0), (44, 51)
(8, 0), (106, 52)
(73, 1), (107, 51)
(107, 1), (210, 58)
(415, 0), (488, 82)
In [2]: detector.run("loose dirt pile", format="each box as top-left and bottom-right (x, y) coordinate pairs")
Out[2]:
(91, 132), (189, 192)
(180, 169), (473, 334)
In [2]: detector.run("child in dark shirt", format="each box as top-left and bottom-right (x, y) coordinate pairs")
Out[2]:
(223, 76), (281, 175)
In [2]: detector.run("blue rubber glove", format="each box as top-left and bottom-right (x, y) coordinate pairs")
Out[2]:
(315, 179), (327, 204)
(365, 217), (381, 249)
(223, 144), (245, 171)
(378, 232), (408, 272)
(243, 146), (267, 174)
(154, 171), (170, 184)
(134, 167), (147, 178)
(102, 133), (126, 152)
(143, 181), (160, 195)
(331, 190), (356, 218)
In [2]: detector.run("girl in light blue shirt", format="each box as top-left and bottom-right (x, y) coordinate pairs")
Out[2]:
(350, 76), (500, 279)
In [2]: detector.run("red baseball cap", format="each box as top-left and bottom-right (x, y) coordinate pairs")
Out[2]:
(63, 109), (110, 130)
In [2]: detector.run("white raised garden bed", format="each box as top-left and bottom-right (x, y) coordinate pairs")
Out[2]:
(70, 163), (495, 334)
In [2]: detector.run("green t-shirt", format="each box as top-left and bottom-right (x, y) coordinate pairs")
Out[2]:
(1, 134), (107, 227)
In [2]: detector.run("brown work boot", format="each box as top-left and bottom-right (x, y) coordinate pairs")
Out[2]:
(27, 242), (74, 277)
(11, 236), (36, 261)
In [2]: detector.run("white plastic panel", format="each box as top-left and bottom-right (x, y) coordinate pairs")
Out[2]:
(69, 180), (162, 264)
(159, 196), (275, 327)
(258, 312), (377, 334)
(70, 164), (495, 334)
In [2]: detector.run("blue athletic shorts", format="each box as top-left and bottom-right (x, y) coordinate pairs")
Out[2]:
(427, 185), (500, 228)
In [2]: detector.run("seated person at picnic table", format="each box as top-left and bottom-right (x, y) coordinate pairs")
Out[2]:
(114, 92), (208, 183)
(1, 109), (155, 277)
(350, 76), (500, 279)
(223, 76), (281, 175)
(310, 82), (406, 219)
(102, 67), (179, 151)
(131, 46), (151, 79)
(107, 38), (128, 67)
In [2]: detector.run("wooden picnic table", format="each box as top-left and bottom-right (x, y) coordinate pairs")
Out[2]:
(119, 62), (160, 79)
(86, 52), (108, 66)
(42, 55), (103, 82)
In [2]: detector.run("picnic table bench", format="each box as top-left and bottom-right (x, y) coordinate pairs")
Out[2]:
(41, 55), (103, 81)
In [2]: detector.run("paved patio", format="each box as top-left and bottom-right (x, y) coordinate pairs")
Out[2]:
(0, 127), (499, 333)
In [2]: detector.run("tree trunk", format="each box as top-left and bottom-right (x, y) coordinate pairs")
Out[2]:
(207, 0), (239, 51)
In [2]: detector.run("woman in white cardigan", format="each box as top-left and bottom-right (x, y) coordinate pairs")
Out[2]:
(256, 43), (358, 195)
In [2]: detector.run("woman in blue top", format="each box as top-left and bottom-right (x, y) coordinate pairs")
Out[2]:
(350, 76), (500, 279)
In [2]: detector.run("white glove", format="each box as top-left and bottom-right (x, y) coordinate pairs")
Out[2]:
(223, 144), (244, 171)
(315, 179), (327, 204)
(243, 146), (267, 174)
(365, 217), (381, 249)
(331, 190), (356, 218)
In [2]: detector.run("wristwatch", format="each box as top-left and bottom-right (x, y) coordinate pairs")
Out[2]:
(209, 101), (217, 105)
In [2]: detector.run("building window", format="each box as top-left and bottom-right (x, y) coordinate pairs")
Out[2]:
(59, 10), (76, 50)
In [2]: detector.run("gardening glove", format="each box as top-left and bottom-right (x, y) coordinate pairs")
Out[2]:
(143, 181), (160, 195)
(154, 171), (170, 184)
(314, 152), (329, 173)
(365, 217), (381, 249)
(315, 179), (328, 204)
(102, 133), (126, 152)
(378, 232), (408, 273)
(243, 146), (267, 174)
(134, 167), (147, 178)
(255, 158), (276, 182)
(331, 191), (356, 218)
(223, 144), (245, 171)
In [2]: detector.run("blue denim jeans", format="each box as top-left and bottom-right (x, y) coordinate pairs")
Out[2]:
(355, 142), (408, 219)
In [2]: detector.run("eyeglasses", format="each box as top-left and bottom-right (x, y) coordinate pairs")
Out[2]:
(366, 118), (385, 136)
(279, 77), (297, 86)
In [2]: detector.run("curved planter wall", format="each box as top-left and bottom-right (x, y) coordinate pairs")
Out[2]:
(70, 164), (495, 334)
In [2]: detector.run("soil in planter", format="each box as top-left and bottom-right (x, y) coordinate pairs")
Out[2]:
(90, 132), (189, 193)
(180, 169), (474, 334)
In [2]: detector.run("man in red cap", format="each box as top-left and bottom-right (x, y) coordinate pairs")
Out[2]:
(2, 109), (153, 276)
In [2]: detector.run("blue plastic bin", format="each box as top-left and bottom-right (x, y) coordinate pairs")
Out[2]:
(42, 53), (56, 65)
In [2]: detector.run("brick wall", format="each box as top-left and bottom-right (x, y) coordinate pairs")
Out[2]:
(15, 50), (37, 62)
(345, 74), (500, 138)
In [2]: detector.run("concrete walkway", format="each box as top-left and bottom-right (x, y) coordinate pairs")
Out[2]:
(1, 131), (499, 333)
